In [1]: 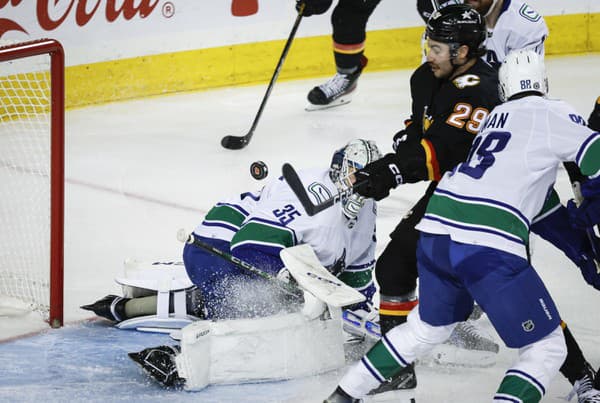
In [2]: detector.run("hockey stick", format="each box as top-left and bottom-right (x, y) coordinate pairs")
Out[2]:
(221, 6), (304, 150)
(282, 162), (367, 216)
(176, 229), (303, 301)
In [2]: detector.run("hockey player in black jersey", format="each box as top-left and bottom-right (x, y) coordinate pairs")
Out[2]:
(325, 5), (499, 401)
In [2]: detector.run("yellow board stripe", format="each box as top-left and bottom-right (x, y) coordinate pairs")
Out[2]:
(62, 13), (598, 109)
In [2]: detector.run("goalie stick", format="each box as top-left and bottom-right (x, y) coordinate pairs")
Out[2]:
(282, 162), (367, 216)
(220, 6), (304, 150)
(176, 229), (303, 301)
(177, 230), (364, 307)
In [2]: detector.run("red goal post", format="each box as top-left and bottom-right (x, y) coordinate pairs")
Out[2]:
(0, 39), (64, 328)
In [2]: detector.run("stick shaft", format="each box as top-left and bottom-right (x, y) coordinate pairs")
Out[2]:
(183, 233), (303, 300)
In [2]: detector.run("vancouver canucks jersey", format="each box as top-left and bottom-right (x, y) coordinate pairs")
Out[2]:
(193, 191), (260, 242)
(416, 96), (600, 259)
(484, 0), (548, 68)
(230, 168), (377, 272)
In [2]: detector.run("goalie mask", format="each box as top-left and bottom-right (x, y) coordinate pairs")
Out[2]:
(330, 139), (382, 223)
(499, 49), (548, 102)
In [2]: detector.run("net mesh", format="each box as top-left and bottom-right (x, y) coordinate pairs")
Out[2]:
(0, 44), (52, 318)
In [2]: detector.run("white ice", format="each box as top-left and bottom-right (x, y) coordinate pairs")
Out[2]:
(1, 54), (599, 402)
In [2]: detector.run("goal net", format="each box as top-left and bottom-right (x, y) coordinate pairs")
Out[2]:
(0, 39), (64, 328)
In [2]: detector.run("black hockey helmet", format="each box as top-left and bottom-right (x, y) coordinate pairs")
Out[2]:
(425, 4), (486, 58)
(417, 0), (463, 24)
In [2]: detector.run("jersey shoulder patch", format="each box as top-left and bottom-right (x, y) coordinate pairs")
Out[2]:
(452, 74), (481, 90)
(518, 3), (541, 22)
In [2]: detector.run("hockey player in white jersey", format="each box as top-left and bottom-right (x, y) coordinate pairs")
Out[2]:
(464, 0), (547, 68)
(325, 50), (600, 403)
(418, 0), (547, 68)
(82, 139), (381, 323)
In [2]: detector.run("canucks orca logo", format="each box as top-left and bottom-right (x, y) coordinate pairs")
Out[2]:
(308, 182), (333, 204)
(519, 4), (541, 22)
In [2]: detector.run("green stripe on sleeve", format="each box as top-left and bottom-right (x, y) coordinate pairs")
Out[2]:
(579, 137), (600, 176)
(230, 221), (295, 249)
(204, 205), (246, 227)
(337, 269), (373, 289)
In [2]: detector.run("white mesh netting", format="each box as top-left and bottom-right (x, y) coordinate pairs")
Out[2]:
(0, 43), (52, 319)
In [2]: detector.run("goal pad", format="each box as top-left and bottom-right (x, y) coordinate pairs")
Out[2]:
(0, 39), (65, 328)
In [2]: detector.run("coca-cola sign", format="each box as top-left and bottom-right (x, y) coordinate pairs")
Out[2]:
(0, 0), (163, 38)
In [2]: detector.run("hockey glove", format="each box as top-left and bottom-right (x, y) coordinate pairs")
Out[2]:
(576, 252), (600, 290)
(567, 198), (600, 230)
(392, 129), (410, 153)
(296, 0), (333, 16)
(391, 120), (418, 153)
(580, 175), (600, 199)
(353, 153), (403, 201)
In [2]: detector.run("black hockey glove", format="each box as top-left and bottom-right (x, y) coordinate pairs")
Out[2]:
(296, 0), (333, 16)
(567, 177), (600, 229)
(353, 153), (403, 201)
(392, 129), (409, 153)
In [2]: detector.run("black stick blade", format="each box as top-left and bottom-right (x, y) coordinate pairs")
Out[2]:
(221, 135), (249, 150)
(282, 163), (361, 216)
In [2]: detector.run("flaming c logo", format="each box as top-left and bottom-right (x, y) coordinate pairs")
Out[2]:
(0, 0), (160, 39)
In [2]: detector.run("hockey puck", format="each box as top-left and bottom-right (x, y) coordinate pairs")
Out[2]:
(250, 161), (268, 180)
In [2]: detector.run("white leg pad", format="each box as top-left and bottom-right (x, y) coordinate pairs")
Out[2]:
(176, 307), (346, 390)
(116, 259), (192, 297)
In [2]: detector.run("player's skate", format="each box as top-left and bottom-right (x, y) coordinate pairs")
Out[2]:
(324, 386), (362, 403)
(427, 319), (499, 367)
(128, 345), (184, 387)
(366, 363), (417, 402)
(566, 364), (600, 403)
(80, 294), (129, 322)
(306, 56), (367, 111)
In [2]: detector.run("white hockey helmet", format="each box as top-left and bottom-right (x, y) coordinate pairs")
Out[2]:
(498, 49), (548, 102)
(330, 139), (382, 185)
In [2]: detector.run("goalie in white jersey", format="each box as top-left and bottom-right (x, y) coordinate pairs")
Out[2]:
(326, 50), (600, 403)
(82, 139), (381, 322)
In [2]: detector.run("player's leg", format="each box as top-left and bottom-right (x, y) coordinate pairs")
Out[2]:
(456, 243), (566, 402)
(306, 0), (380, 110)
(375, 185), (434, 334)
(325, 232), (470, 401)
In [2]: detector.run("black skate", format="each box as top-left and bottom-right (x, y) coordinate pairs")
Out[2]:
(323, 386), (361, 403)
(367, 363), (417, 402)
(80, 294), (128, 322)
(128, 345), (184, 388)
(565, 364), (600, 403)
(306, 56), (368, 111)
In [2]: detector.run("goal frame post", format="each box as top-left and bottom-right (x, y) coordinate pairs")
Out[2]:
(0, 39), (65, 328)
